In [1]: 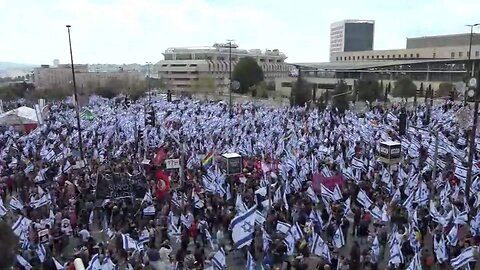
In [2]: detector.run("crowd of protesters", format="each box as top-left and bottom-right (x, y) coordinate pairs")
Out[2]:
(0, 94), (479, 270)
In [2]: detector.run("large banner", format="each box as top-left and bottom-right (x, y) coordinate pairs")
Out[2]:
(96, 172), (148, 199)
(311, 173), (345, 194)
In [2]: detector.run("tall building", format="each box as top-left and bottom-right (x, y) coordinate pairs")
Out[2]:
(330, 20), (375, 60)
(156, 43), (291, 91)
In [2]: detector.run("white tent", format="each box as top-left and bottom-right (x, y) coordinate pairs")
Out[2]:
(0, 106), (39, 125)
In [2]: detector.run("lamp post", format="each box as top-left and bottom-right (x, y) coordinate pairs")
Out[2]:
(465, 74), (479, 201)
(146, 62), (152, 102)
(227, 39), (235, 118)
(465, 24), (479, 105)
(66, 25), (84, 160)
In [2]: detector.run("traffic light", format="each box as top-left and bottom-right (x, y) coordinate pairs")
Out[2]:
(399, 111), (407, 136)
(145, 109), (156, 126)
(167, 90), (172, 102)
(125, 96), (131, 108)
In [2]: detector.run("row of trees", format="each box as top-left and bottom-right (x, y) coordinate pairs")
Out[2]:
(290, 76), (458, 112)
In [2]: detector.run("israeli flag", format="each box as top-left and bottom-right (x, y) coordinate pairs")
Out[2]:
(53, 257), (65, 270)
(356, 189), (373, 209)
(276, 221), (292, 234)
(255, 210), (266, 226)
(86, 254), (100, 270)
(142, 189), (153, 204)
(288, 222), (304, 241)
(406, 252), (422, 270)
(450, 247), (477, 270)
(434, 235), (448, 264)
(36, 244), (47, 263)
(306, 186), (319, 203)
(30, 194), (51, 209)
(310, 232), (325, 257)
(193, 191), (204, 209)
(333, 226), (345, 249)
(9, 196), (24, 211)
(121, 234), (139, 251)
(246, 251), (256, 270)
(0, 199), (7, 217)
(388, 240), (404, 267)
(370, 236), (380, 263)
(262, 228), (271, 253)
(16, 255), (32, 270)
(470, 211), (480, 236)
(447, 225), (458, 246)
(139, 229), (149, 245)
(230, 204), (257, 249)
(212, 247), (226, 270)
(235, 195), (248, 214)
(143, 205), (156, 216)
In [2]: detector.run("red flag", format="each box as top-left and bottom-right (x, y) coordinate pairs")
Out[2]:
(155, 170), (170, 198)
(153, 147), (167, 166)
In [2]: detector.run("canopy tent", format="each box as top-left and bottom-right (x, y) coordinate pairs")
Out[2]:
(0, 106), (39, 133)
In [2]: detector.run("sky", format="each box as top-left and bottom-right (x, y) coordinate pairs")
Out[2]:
(1, 0), (480, 65)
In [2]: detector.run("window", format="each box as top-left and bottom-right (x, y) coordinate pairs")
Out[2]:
(476, 51), (480, 57)
(217, 57), (225, 61)
(416, 53), (420, 58)
(433, 53), (436, 58)
(381, 55), (385, 59)
(387, 55), (390, 58)
(362, 56), (365, 60)
(171, 64), (187, 67)
(451, 52), (455, 58)
(189, 64), (197, 67)
(467, 52), (470, 57)
(392, 55), (395, 58)
(410, 54), (413, 58)
(277, 59), (282, 63)
(404, 54), (407, 58)
(366, 56), (369, 59)
(459, 52), (463, 57)
(281, 82), (292, 87)
(336, 57), (339, 61)
(376, 55), (379, 59)
(357, 56), (360, 60)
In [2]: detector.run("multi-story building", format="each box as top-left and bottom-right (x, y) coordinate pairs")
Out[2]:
(33, 64), (143, 91)
(155, 43), (291, 91)
(277, 31), (480, 97)
(330, 20), (375, 61)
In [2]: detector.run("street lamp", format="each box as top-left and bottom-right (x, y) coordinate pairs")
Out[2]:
(465, 24), (479, 105)
(466, 75), (479, 201)
(217, 41), (238, 118)
(66, 25), (84, 160)
(146, 62), (152, 101)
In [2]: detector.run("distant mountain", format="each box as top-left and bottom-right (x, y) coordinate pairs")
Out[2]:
(0, 62), (37, 70)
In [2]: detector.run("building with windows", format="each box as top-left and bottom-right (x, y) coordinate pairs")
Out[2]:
(276, 31), (480, 97)
(330, 20), (375, 61)
(33, 64), (143, 91)
(155, 43), (291, 91)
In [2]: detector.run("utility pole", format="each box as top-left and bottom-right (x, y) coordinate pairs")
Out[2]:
(465, 71), (480, 200)
(66, 25), (84, 160)
(465, 24), (479, 106)
(227, 39), (234, 118)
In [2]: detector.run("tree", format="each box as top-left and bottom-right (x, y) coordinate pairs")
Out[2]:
(392, 77), (417, 102)
(290, 78), (312, 106)
(437, 82), (454, 98)
(232, 57), (264, 94)
(253, 82), (269, 99)
(332, 80), (350, 113)
(192, 74), (216, 98)
(357, 79), (383, 102)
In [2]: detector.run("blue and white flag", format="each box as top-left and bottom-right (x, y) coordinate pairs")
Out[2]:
(276, 221), (292, 234)
(333, 226), (345, 249)
(9, 196), (24, 211)
(142, 189), (153, 204)
(143, 205), (156, 216)
(235, 195), (248, 214)
(406, 252), (422, 270)
(86, 253), (100, 270)
(212, 247), (226, 270)
(451, 246), (477, 270)
(288, 222), (304, 241)
(230, 204), (257, 249)
(53, 257), (65, 270)
(306, 186), (319, 203)
(16, 255), (32, 270)
(30, 194), (51, 209)
(356, 189), (373, 209)
(255, 210), (266, 226)
(246, 251), (256, 270)
(310, 232), (325, 257)
(36, 244), (47, 263)
(388, 239), (404, 267)
(193, 191), (204, 209)
(0, 199), (7, 217)
(12, 216), (31, 237)
(139, 229), (149, 245)
(370, 236), (380, 263)
(447, 225), (459, 246)
(434, 235), (448, 264)
(121, 234), (139, 251)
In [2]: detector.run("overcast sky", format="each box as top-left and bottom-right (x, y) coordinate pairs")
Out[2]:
(1, 0), (480, 65)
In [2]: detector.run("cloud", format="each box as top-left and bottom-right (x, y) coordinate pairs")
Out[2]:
(1, 0), (480, 64)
